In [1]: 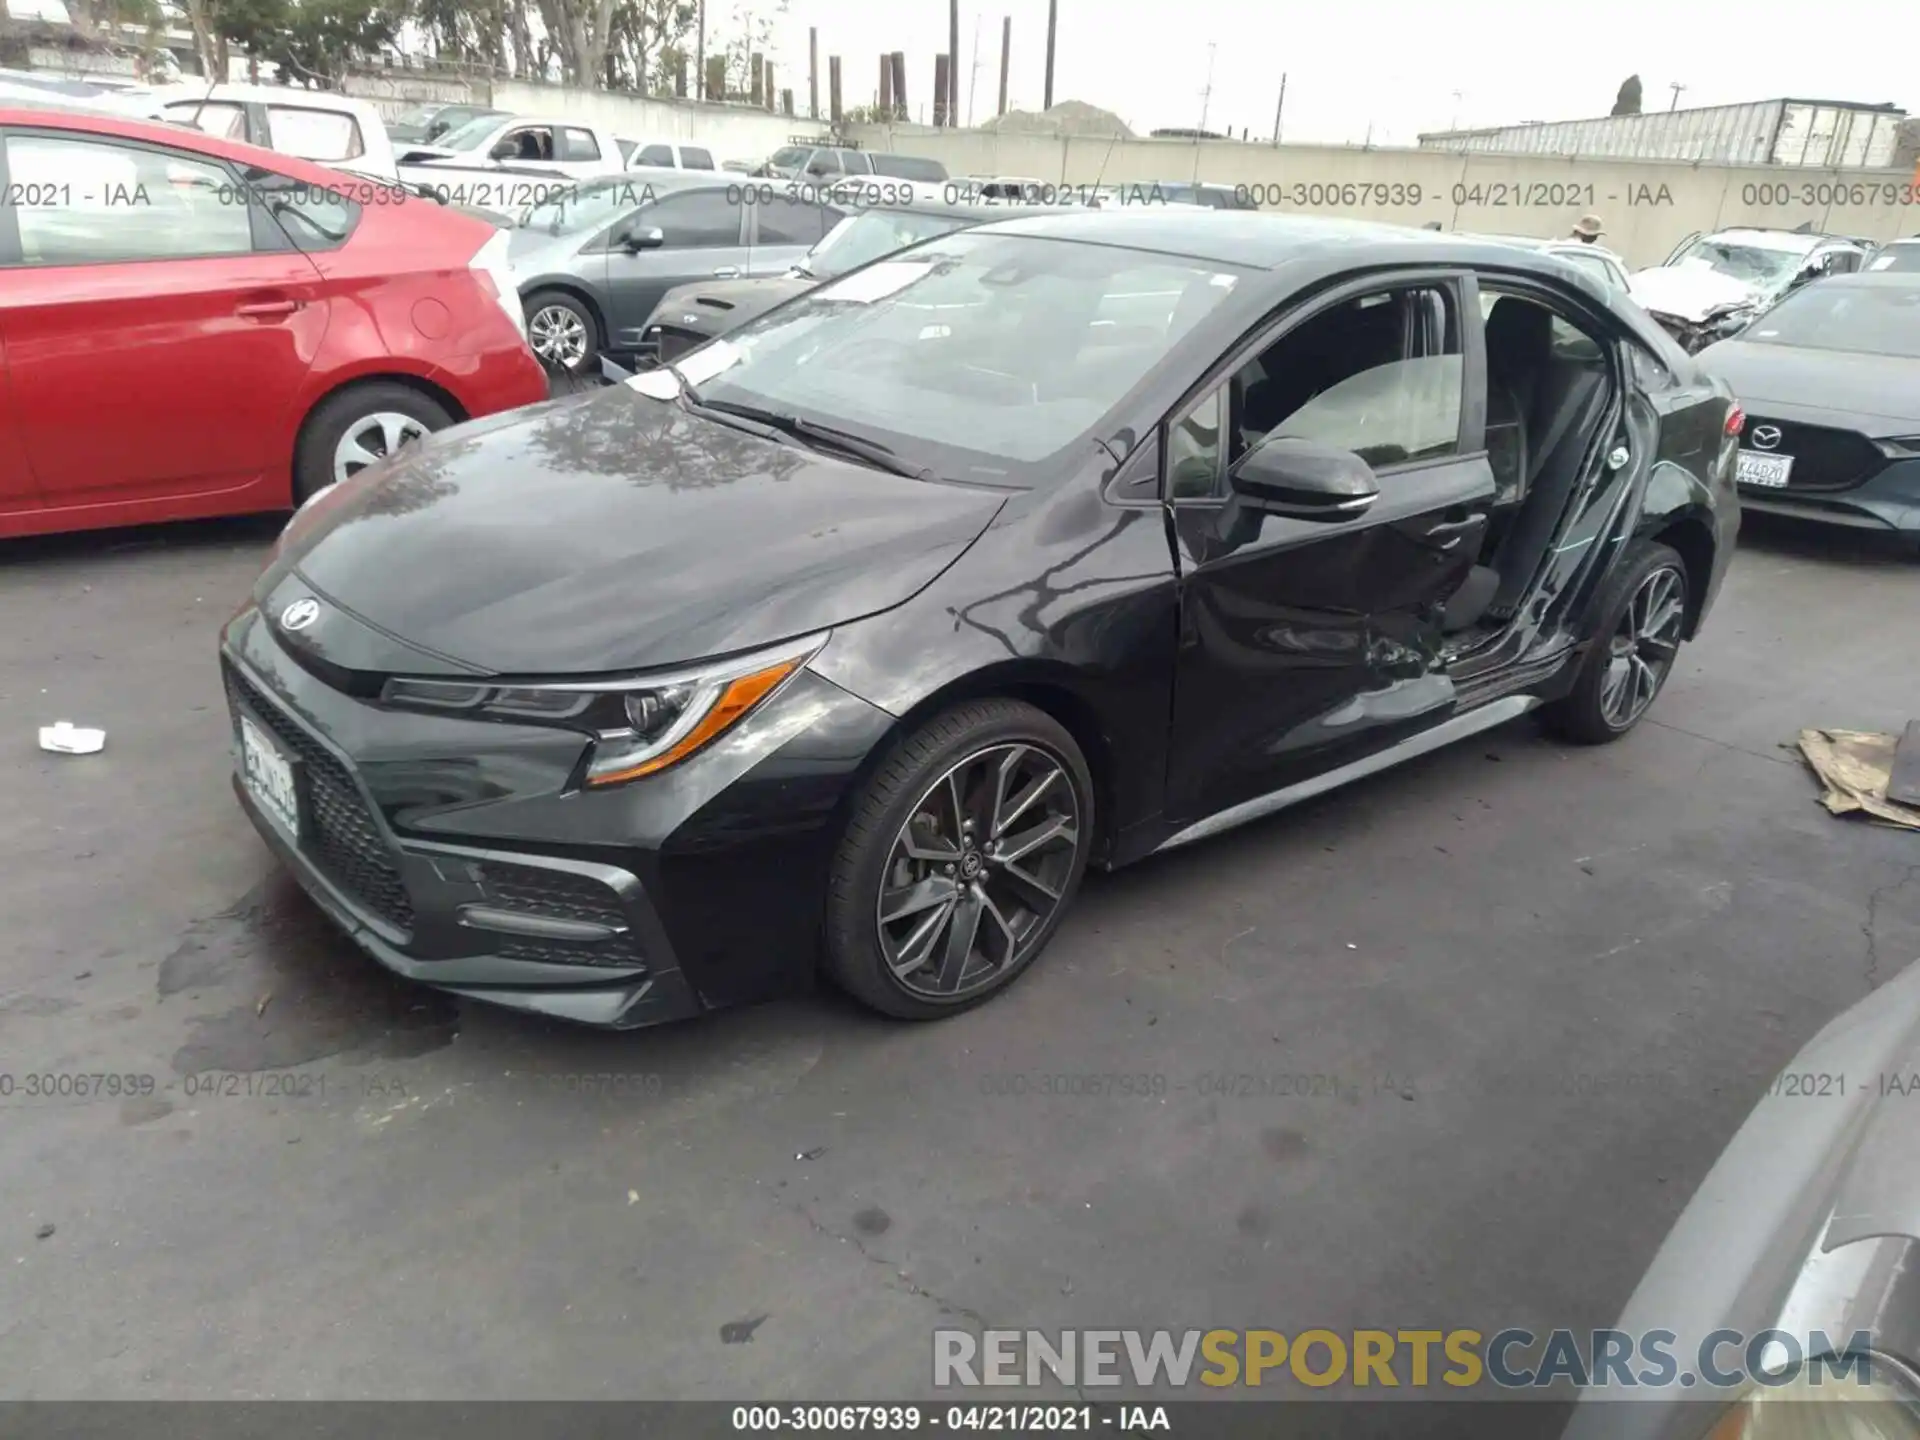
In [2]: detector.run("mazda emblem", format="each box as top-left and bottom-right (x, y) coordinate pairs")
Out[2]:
(1750, 425), (1783, 450)
(280, 598), (321, 632)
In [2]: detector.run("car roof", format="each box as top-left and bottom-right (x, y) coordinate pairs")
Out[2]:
(142, 82), (382, 117)
(968, 209), (1615, 271)
(0, 102), (425, 194)
(1800, 271), (1920, 292)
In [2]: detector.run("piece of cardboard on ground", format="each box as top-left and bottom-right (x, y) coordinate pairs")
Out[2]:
(1798, 728), (1920, 832)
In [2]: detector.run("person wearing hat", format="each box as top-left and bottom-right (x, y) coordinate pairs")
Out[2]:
(1571, 214), (1604, 244)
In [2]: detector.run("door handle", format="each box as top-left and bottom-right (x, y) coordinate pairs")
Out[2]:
(236, 297), (301, 320)
(712, 266), (741, 278)
(1423, 517), (1483, 551)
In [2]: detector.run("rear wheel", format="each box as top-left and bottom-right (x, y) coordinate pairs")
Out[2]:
(824, 700), (1094, 1019)
(1542, 540), (1689, 744)
(293, 383), (452, 506)
(523, 289), (599, 376)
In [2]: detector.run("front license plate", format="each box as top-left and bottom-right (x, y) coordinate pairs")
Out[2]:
(1737, 450), (1793, 488)
(239, 715), (300, 840)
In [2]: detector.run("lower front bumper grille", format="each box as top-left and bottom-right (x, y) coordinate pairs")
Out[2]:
(471, 860), (645, 970)
(1741, 416), (1886, 494)
(224, 662), (416, 935)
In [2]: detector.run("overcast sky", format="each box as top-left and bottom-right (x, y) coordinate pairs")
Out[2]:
(761, 0), (1915, 144)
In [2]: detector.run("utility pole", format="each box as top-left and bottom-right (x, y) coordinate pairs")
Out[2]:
(1197, 40), (1215, 132)
(997, 16), (1010, 117)
(695, 0), (705, 98)
(1042, 0), (1057, 110)
(808, 27), (818, 119)
(967, 13), (982, 127)
(948, 0), (960, 127)
(1450, 90), (1462, 129)
(1668, 81), (1686, 111)
(1271, 71), (1285, 143)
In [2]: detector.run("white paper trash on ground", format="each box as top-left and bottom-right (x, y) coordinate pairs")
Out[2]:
(39, 722), (105, 755)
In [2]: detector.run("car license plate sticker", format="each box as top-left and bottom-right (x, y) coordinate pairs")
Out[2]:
(1737, 450), (1793, 488)
(240, 715), (299, 840)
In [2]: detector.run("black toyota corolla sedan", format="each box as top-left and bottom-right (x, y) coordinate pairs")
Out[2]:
(222, 213), (1741, 1029)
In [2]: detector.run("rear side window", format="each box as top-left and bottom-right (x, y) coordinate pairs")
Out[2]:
(164, 100), (247, 140)
(681, 146), (715, 170)
(869, 153), (946, 181)
(240, 165), (360, 251)
(264, 106), (365, 163)
(637, 143), (675, 167)
(3, 132), (254, 266)
(560, 127), (602, 162)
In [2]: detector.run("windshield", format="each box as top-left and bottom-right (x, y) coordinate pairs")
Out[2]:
(433, 114), (503, 152)
(767, 146), (810, 169)
(519, 176), (649, 232)
(392, 103), (442, 127)
(806, 210), (969, 278)
(1742, 284), (1920, 359)
(681, 232), (1244, 486)
(1670, 236), (1806, 289)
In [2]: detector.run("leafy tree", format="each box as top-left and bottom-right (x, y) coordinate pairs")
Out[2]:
(1610, 74), (1642, 116)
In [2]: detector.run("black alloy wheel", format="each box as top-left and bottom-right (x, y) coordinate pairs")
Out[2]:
(825, 700), (1093, 1018)
(1544, 541), (1690, 744)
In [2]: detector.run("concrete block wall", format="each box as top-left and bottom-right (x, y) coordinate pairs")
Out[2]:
(848, 123), (1920, 267)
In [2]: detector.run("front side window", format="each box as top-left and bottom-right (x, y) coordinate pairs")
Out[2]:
(4, 133), (253, 266)
(636, 188), (741, 247)
(1229, 286), (1462, 475)
(496, 126), (555, 163)
(265, 105), (364, 163)
(682, 232), (1244, 485)
(682, 147), (715, 169)
(637, 143), (675, 167)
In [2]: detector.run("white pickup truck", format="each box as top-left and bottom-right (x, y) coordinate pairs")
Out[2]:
(396, 113), (628, 210)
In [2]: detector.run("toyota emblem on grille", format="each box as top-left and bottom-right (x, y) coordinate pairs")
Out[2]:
(1751, 425), (1783, 450)
(280, 598), (321, 632)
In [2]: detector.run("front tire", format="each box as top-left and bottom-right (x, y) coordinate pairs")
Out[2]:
(824, 699), (1094, 1019)
(1542, 540), (1690, 744)
(293, 383), (452, 506)
(523, 289), (600, 376)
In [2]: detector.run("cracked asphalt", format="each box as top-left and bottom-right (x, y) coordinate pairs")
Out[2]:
(1, 512), (1916, 1402)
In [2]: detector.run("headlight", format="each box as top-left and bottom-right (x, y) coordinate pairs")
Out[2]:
(381, 631), (827, 787)
(1702, 1354), (1920, 1439)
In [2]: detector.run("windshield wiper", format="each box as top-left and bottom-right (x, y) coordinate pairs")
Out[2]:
(689, 399), (928, 479)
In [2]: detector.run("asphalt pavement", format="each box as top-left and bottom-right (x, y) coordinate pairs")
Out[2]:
(0, 512), (1916, 1402)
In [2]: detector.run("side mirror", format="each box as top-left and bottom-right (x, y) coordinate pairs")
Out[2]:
(621, 225), (665, 252)
(1228, 436), (1380, 521)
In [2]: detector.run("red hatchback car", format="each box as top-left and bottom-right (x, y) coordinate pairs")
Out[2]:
(0, 104), (549, 539)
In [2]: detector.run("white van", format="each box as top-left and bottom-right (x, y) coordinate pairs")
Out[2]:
(133, 84), (398, 182)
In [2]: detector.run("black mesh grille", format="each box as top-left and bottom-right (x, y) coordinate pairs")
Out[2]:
(225, 663), (415, 935)
(1741, 416), (1886, 493)
(477, 861), (642, 969)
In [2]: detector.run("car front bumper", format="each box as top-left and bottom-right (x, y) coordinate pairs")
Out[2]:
(1736, 454), (1920, 537)
(220, 605), (897, 1028)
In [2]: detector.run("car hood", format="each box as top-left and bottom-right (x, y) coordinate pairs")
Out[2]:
(1629, 264), (1766, 322)
(262, 386), (1007, 677)
(1562, 955), (1920, 1440)
(644, 273), (815, 337)
(1696, 340), (1920, 435)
